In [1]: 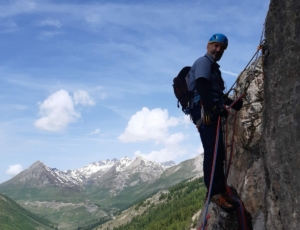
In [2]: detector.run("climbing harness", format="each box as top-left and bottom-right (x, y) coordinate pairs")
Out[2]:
(199, 27), (268, 230)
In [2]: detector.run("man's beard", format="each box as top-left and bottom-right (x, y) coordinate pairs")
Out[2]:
(209, 52), (223, 61)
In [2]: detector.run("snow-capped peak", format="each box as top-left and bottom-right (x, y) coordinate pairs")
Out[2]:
(116, 157), (132, 172)
(161, 161), (176, 169)
(66, 159), (117, 180)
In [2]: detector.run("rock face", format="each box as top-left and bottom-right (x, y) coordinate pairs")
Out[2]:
(260, 0), (300, 229)
(197, 203), (243, 230)
(198, 1), (300, 229)
(225, 57), (265, 230)
(197, 57), (264, 230)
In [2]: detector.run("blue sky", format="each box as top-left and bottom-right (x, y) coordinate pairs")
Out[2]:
(0, 0), (270, 183)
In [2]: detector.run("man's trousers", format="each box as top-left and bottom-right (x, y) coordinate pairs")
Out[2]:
(198, 120), (226, 196)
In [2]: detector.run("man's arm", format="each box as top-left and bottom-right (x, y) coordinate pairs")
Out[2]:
(195, 77), (215, 109)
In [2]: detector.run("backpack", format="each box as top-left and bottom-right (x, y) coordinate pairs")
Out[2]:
(172, 66), (192, 114)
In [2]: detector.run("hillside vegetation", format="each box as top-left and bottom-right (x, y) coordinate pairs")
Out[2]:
(100, 177), (206, 230)
(0, 193), (56, 230)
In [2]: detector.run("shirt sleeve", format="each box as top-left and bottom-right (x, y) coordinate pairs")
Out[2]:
(194, 57), (211, 81)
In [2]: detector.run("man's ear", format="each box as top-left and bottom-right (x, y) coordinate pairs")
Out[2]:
(206, 43), (210, 51)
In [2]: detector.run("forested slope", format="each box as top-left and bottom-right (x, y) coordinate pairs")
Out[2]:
(0, 193), (57, 230)
(99, 177), (206, 230)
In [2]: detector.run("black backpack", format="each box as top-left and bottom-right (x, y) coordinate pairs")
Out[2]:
(172, 66), (192, 113)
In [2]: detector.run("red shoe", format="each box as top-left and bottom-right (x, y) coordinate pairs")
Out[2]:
(222, 192), (239, 207)
(210, 194), (234, 210)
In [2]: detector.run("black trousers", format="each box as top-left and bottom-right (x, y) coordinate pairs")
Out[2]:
(198, 120), (226, 196)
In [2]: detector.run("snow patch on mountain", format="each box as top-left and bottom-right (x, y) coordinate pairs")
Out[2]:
(66, 159), (118, 180)
(161, 161), (176, 169)
(116, 157), (132, 172)
(50, 168), (81, 185)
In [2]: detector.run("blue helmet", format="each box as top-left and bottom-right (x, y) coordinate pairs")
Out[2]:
(208, 33), (228, 49)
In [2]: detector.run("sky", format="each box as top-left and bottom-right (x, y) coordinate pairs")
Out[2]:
(0, 0), (270, 183)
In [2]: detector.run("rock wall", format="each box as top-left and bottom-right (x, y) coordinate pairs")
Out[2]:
(226, 57), (265, 230)
(197, 1), (300, 229)
(261, 0), (300, 229)
(197, 0), (300, 230)
(229, 0), (300, 229)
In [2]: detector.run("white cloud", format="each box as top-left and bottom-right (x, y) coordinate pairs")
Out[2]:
(118, 107), (179, 143)
(89, 128), (100, 135)
(92, 86), (107, 100)
(181, 114), (191, 125)
(197, 144), (204, 155)
(6, 164), (22, 176)
(73, 90), (95, 106)
(220, 69), (239, 77)
(38, 31), (61, 39)
(13, 104), (28, 110)
(122, 108), (190, 162)
(134, 144), (186, 163)
(164, 132), (185, 145)
(0, 0), (36, 18)
(38, 19), (61, 28)
(85, 14), (102, 25)
(34, 89), (80, 131)
(0, 21), (18, 33)
(189, 144), (204, 159)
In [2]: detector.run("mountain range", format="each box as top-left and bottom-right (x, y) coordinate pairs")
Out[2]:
(0, 155), (203, 229)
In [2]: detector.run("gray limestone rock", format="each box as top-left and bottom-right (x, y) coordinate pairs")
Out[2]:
(215, 0), (300, 229)
(197, 203), (240, 230)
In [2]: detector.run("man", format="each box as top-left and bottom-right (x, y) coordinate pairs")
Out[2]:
(187, 33), (243, 210)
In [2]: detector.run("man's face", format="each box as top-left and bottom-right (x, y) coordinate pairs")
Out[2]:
(206, 42), (226, 61)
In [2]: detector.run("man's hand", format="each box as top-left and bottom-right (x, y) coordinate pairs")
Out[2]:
(233, 99), (243, 111)
(201, 106), (212, 125)
(224, 97), (243, 111)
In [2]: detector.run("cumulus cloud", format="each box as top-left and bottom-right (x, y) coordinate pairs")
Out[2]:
(120, 107), (191, 161)
(134, 144), (186, 163)
(89, 128), (100, 135)
(34, 90), (80, 131)
(197, 144), (204, 154)
(133, 132), (187, 162)
(6, 164), (23, 176)
(181, 114), (191, 125)
(38, 19), (61, 28)
(134, 139), (202, 163)
(188, 144), (204, 159)
(73, 90), (95, 106)
(164, 132), (185, 145)
(34, 89), (95, 131)
(118, 107), (179, 143)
